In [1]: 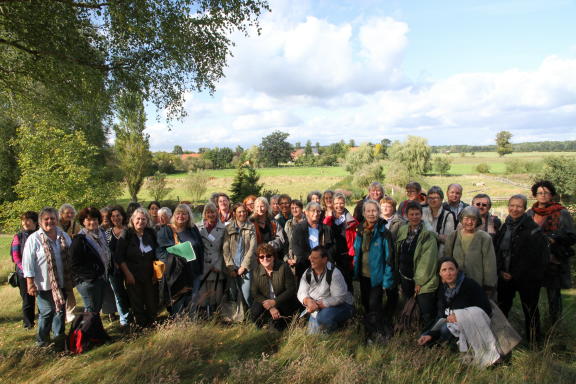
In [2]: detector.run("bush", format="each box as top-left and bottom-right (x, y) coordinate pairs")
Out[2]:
(505, 159), (526, 174)
(385, 161), (411, 188)
(230, 165), (263, 203)
(476, 163), (491, 174)
(433, 156), (453, 176)
(353, 161), (385, 189)
(184, 171), (210, 203)
(146, 172), (173, 201)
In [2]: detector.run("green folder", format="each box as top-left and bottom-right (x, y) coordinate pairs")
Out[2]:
(166, 241), (197, 261)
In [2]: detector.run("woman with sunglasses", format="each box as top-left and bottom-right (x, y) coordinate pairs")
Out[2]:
(471, 194), (502, 246)
(250, 244), (299, 330)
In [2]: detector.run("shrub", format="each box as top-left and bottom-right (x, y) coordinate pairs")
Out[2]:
(184, 171), (210, 203)
(476, 163), (491, 174)
(146, 172), (172, 201)
(353, 161), (385, 189)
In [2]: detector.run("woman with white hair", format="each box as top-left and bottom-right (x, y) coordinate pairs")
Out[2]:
(156, 207), (172, 229)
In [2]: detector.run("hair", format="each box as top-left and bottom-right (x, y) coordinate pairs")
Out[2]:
(256, 243), (275, 259)
(460, 206), (482, 227)
(20, 211), (39, 223)
(437, 256), (459, 273)
(277, 194), (291, 204)
(447, 183), (463, 193)
(78, 207), (102, 226)
(380, 196), (397, 212)
(406, 181), (422, 192)
(270, 194), (280, 203)
(427, 186), (444, 200)
(472, 193), (493, 209)
(170, 203), (195, 228)
(109, 205), (128, 225)
(209, 192), (220, 205)
(126, 202), (141, 221)
(100, 206), (110, 216)
(128, 207), (152, 229)
(305, 201), (322, 212)
(58, 203), (76, 219)
(157, 207), (172, 221)
(531, 180), (557, 198)
(311, 245), (329, 259)
(39, 207), (59, 220)
(202, 202), (218, 220)
(243, 195), (257, 206)
(290, 199), (304, 209)
(405, 200), (422, 214)
(333, 192), (346, 204)
(253, 196), (270, 217)
(321, 190), (334, 211)
(231, 202), (246, 215)
(147, 201), (161, 210)
(368, 182), (384, 195)
(307, 190), (322, 203)
(363, 199), (381, 215)
(509, 194), (528, 209)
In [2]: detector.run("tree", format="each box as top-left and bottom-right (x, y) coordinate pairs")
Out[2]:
(349, 139), (356, 147)
(244, 145), (263, 168)
(146, 172), (173, 202)
(185, 171), (210, 203)
(496, 131), (513, 157)
(353, 161), (385, 189)
(304, 140), (313, 156)
(172, 145), (184, 155)
(536, 156), (576, 202)
(259, 131), (292, 167)
(230, 164), (263, 202)
(114, 93), (152, 202)
(433, 156), (453, 176)
(0, 115), (19, 203)
(294, 142), (301, 149)
(343, 144), (374, 174)
(388, 136), (432, 176)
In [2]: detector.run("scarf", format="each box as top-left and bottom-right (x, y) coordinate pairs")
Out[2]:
(531, 202), (565, 233)
(444, 271), (465, 304)
(481, 214), (497, 235)
(39, 230), (71, 313)
(80, 228), (111, 275)
(204, 220), (216, 234)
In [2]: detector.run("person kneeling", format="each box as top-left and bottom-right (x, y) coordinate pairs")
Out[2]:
(298, 246), (354, 334)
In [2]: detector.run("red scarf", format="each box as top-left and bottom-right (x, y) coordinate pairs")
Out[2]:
(531, 202), (564, 233)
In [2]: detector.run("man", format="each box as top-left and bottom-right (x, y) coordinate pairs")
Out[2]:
(353, 181), (386, 222)
(274, 194), (292, 228)
(291, 202), (335, 281)
(442, 183), (468, 221)
(471, 193), (501, 245)
(297, 246), (354, 334)
(270, 194), (281, 217)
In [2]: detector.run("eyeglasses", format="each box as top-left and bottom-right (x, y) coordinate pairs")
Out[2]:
(258, 255), (273, 260)
(475, 203), (489, 208)
(536, 192), (551, 196)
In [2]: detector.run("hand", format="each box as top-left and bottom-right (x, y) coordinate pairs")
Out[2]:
(438, 234), (447, 244)
(287, 259), (296, 266)
(229, 269), (238, 278)
(501, 272), (512, 281)
(418, 335), (432, 345)
(237, 267), (247, 276)
(304, 298), (319, 313)
(414, 285), (421, 295)
(447, 314), (457, 323)
(270, 307), (280, 320)
(548, 238), (555, 244)
(125, 271), (136, 286)
(262, 299), (276, 310)
(317, 300), (326, 309)
(27, 283), (38, 296)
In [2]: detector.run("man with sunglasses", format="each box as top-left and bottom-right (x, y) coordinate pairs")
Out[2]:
(471, 194), (502, 246)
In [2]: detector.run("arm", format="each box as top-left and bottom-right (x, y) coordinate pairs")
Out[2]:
(69, 236), (85, 278)
(155, 226), (174, 263)
(268, 220), (287, 253)
(250, 268), (268, 304)
(274, 263), (296, 306)
(413, 232), (439, 290)
(297, 270), (311, 304)
(443, 231), (456, 258)
(222, 230), (233, 269)
(481, 233), (498, 289)
(241, 228), (256, 271)
(291, 224), (308, 264)
(322, 269), (348, 307)
(10, 234), (23, 270)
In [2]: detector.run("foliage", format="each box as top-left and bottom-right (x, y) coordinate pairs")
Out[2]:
(433, 156), (453, 176)
(496, 130), (513, 157)
(151, 152), (183, 174)
(244, 145), (264, 168)
(260, 131), (293, 167)
(0, 114), (19, 203)
(114, 93), (152, 202)
(353, 161), (385, 189)
(230, 165), (263, 203)
(385, 161), (411, 187)
(343, 144), (374, 174)
(476, 163), (491, 174)
(535, 156), (576, 202)
(184, 171), (210, 203)
(433, 140), (576, 154)
(0, 122), (118, 231)
(388, 136), (432, 176)
(146, 172), (172, 202)
(305, 140), (313, 156)
(505, 159), (541, 174)
(183, 156), (213, 172)
(172, 145), (183, 155)
(202, 147), (235, 169)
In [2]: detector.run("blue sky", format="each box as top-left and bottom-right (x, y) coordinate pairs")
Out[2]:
(146, 0), (576, 151)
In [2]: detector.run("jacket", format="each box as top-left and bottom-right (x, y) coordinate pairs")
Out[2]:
(251, 260), (296, 307)
(353, 218), (395, 289)
(223, 220), (256, 272)
(198, 221), (226, 280)
(69, 234), (106, 285)
(324, 210), (359, 271)
(395, 223), (439, 294)
(250, 216), (287, 254)
(291, 220), (335, 277)
(156, 225), (204, 277)
(115, 227), (157, 278)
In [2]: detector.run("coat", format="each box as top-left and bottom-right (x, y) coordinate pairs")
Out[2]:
(353, 218), (395, 289)
(198, 221), (226, 281)
(251, 260), (296, 307)
(249, 216), (287, 254)
(223, 220), (257, 272)
(395, 224), (439, 295)
(291, 220), (335, 278)
(69, 234), (106, 285)
(324, 210), (359, 271)
(115, 227), (158, 280)
(443, 230), (497, 290)
(156, 225), (204, 277)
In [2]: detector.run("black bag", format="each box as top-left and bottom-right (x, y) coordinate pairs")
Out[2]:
(394, 296), (421, 334)
(8, 272), (19, 288)
(68, 312), (110, 354)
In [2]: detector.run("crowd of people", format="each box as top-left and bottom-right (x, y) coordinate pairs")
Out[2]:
(10, 180), (575, 366)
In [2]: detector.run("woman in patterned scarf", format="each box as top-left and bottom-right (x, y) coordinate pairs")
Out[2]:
(527, 180), (576, 324)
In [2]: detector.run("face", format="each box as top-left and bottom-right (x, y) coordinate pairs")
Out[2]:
(427, 193), (442, 209)
(508, 198), (526, 219)
(439, 261), (458, 285)
(381, 202), (395, 218)
(159, 213), (170, 225)
(323, 194), (333, 208)
(245, 198), (255, 212)
(218, 196), (230, 212)
(204, 209), (217, 223)
(461, 216), (477, 233)
(291, 203), (303, 218)
(83, 216), (100, 231)
(174, 209), (189, 226)
(363, 203), (379, 224)
(149, 204), (159, 217)
(535, 186), (553, 205)
(271, 198), (280, 213)
(235, 206), (248, 223)
(333, 198), (346, 216)
(309, 250), (328, 270)
(40, 213), (58, 233)
(472, 197), (490, 216)
(369, 188), (383, 201)
(254, 200), (267, 217)
(310, 194), (321, 204)
(100, 211), (110, 227)
(407, 208), (422, 227)
(279, 198), (291, 215)
(21, 218), (37, 231)
(258, 252), (274, 269)
(306, 207), (322, 225)
(110, 210), (124, 227)
(61, 208), (75, 223)
(406, 188), (419, 201)
(447, 186), (462, 204)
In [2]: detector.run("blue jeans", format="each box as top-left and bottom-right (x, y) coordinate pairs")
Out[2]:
(36, 290), (66, 347)
(307, 303), (354, 334)
(109, 273), (131, 325)
(236, 271), (252, 306)
(76, 278), (106, 313)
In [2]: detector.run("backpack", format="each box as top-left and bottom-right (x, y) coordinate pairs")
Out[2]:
(305, 264), (336, 286)
(68, 312), (110, 354)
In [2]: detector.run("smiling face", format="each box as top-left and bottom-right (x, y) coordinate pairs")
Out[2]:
(508, 198), (526, 219)
(406, 188), (419, 201)
(291, 203), (303, 218)
(204, 208), (217, 224)
(439, 261), (459, 285)
(244, 198), (255, 213)
(218, 196), (230, 212)
(254, 200), (267, 217)
(234, 206), (248, 224)
(447, 186), (462, 205)
(369, 187), (383, 201)
(279, 197), (291, 215)
(472, 197), (490, 216)
(258, 251), (274, 269)
(363, 202), (379, 225)
(40, 213), (58, 233)
(83, 215), (100, 232)
(110, 210), (124, 228)
(381, 202), (395, 218)
(61, 208), (75, 223)
(308, 249), (328, 271)
(407, 208), (422, 227)
(148, 204), (159, 218)
(461, 216), (477, 233)
(174, 209), (190, 227)
(535, 186), (553, 205)
(270, 198), (280, 214)
(132, 212), (148, 232)
(306, 206), (322, 226)
(333, 197), (346, 217)
(323, 194), (334, 209)
(427, 193), (442, 209)
(21, 218), (37, 231)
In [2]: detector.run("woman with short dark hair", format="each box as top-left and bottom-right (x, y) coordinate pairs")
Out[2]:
(148, 201), (161, 227)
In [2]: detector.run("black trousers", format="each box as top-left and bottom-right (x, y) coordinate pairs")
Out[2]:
(498, 279), (541, 343)
(250, 298), (300, 331)
(359, 277), (397, 337)
(400, 277), (436, 332)
(17, 272), (36, 328)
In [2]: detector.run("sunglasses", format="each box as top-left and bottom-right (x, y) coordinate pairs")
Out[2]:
(475, 203), (488, 208)
(258, 255), (273, 260)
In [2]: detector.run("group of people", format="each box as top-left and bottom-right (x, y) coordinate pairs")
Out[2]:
(10, 180), (575, 365)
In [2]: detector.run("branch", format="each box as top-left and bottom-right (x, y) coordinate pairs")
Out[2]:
(0, 0), (110, 9)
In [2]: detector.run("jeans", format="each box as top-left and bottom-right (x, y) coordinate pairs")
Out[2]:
(236, 272), (252, 306)
(307, 303), (354, 334)
(109, 273), (131, 325)
(76, 277), (106, 313)
(17, 270), (35, 328)
(36, 290), (66, 347)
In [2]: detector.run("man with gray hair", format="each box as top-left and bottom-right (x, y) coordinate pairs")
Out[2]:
(291, 202), (335, 281)
(442, 183), (469, 221)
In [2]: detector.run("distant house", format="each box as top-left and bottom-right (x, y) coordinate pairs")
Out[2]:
(291, 148), (319, 160)
(180, 153), (202, 160)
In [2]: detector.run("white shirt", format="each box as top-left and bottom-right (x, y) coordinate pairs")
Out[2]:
(22, 229), (71, 291)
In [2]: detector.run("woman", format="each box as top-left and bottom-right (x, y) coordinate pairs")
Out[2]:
(249, 197), (286, 254)
(105, 205), (131, 326)
(197, 203), (226, 312)
(395, 201), (439, 331)
(243, 195), (257, 215)
(497, 194), (549, 343)
(22, 207), (72, 349)
(100, 207), (111, 231)
(418, 257), (500, 367)
(284, 199), (305, 272)
(397, 182), (427, 220)
(148, 201), (161, 227)
(216, 193), (233, 224)
(59, 203), (81, 237)
(324, 192), (359, 291)
(443, 206), (497, 298)
(380, 197), (403, 240)
(156, 204), (205, 314)
(70, 207), (110, 314)
(157, 207), (172, 229)
(250, 244), (299, 330)
(471, 193), (502, 245)
(353, 200), (395, 340)
(321, 190), (335, 216)
(115, 208), (158, 327)
(422, 186), (457, 255)
(11, 211), (38, 329)
(527, 180), (576, 324)
(307, 190), (322, 204)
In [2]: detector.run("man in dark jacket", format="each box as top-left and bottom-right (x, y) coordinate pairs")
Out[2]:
(292, 202), (335, 282)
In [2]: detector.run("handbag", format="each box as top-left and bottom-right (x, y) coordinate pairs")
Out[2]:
(8, 271), (19, 288)
(394, 295), (421, 334)
(152, 260), (166, 281)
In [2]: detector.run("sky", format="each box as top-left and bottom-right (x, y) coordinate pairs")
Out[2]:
(145, 0), (576, 151)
